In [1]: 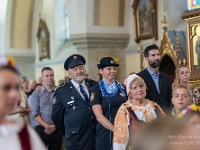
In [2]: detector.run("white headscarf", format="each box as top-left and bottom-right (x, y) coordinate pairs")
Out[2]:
(126, 74), (142, 94)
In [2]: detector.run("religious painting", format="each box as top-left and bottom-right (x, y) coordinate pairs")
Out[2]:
(187, 21), (200, 79)
(132, 0), (158, 43)
(188, 0), (200, 11)
(37, 19), (50, 60)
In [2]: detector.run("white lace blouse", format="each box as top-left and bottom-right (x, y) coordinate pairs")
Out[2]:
(0, 121), (46, 150)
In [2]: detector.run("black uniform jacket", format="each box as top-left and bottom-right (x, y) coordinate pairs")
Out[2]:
(137, 68), (172, 111)
(51, 78), (97, 150)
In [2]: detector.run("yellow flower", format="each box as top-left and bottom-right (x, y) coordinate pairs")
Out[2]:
(177, 113), (183, 118)
(191, 104), (198, 111)
(7, 56), (15, 67)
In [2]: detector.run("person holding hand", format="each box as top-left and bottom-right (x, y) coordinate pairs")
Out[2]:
(30, 67), (62, 150)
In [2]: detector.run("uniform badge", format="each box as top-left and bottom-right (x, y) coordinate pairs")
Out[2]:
(72, 106), (76, 110)
(53, 97), (56, 104)
(73, 56), (77, 59)
(90, 93), (95, 101)
(111, 60), (114, 64)
(120, 93), (124, 97)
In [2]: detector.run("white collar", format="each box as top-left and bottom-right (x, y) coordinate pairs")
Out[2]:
(0, 121), (24, 137)
(71, 79), (87, 89)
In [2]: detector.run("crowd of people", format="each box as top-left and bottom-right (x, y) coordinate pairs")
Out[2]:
(1, 44), (200, 150)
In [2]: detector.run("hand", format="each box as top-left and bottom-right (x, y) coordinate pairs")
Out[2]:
(44, 124), (56, 135)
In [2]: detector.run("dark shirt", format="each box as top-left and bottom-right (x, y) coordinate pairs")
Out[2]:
(90, 84), (127, 150)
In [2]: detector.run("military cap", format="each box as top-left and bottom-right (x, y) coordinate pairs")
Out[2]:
(64, 54), (86, 70)
(97, 57), (119, 69)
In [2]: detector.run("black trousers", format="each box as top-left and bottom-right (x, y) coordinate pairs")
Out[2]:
(35, 125), (62, 150)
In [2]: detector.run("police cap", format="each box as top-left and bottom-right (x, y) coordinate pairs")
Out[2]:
(97, 57), (119, 69)
(64, 54), (86, 70)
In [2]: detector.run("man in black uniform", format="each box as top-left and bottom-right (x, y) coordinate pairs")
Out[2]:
(51, 54), (97, 150)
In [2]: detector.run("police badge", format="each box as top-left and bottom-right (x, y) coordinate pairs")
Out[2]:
(90, 93), (95, 101)
(120, 93), (124, 97)
(53, 97), (56, 104)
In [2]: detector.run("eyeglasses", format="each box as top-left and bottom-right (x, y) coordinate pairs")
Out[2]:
(179, 71), (190, 75)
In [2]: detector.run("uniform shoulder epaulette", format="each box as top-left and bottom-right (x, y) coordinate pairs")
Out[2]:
(56, 81), (67, 90)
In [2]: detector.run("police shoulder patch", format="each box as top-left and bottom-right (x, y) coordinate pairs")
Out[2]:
(90, 93), (95, 101)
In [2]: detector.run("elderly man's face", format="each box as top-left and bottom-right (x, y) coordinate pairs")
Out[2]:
(68, 65), (86, 84)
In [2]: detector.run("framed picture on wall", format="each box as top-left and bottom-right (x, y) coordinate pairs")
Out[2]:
(187, 20), (200, 79)
(37, 19), (50, 60)
(132, 0), (158, 43)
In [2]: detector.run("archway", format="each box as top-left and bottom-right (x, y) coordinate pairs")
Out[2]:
(159, 55), (176, 85)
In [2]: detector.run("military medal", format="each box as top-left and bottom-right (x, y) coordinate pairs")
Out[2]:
(53, 97), (56, 104)
(72, 106), (76, 110)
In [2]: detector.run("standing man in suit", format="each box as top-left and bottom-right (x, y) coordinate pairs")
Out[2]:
(51, 54), (97, 150)
(137, 44), (172, 112)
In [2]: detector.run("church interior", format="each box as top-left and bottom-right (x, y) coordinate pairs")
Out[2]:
(2, 1), (200, 150)
(0, 0), (199, 87)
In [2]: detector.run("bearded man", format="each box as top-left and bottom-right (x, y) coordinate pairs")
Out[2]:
(137, 44), (172, 113)
(51, 54), (97, 150)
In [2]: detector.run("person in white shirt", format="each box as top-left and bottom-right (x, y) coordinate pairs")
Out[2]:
(0, 56), (46, 150)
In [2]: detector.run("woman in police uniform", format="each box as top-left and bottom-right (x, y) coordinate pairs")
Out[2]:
(90, 57), (127, 150)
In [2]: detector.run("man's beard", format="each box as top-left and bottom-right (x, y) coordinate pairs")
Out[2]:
(75, 75), (85, 83)
(149, 60), (160, 68)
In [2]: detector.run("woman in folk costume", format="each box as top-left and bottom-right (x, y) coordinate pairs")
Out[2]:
(0, 56), (46, 150)
(113, 74), (166, 150)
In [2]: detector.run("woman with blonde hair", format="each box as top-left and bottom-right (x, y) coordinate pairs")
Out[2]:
(172, 65), (200, 105)
(7, 87), (31, 123)
(0, 56), (45, 150)
(29, 79), (37, 92)
(172, 65), (190, 89)
(113, 74), (166, 150)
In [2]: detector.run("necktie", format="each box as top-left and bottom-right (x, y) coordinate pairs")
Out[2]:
(80, 85), (89, 106)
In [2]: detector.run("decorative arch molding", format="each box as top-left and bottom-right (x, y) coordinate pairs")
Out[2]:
(159, 32), (180, 84)
(159, 32), (179, 68)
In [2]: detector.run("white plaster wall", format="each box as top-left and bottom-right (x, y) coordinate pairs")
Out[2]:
(0, 0), (36, 80)
(65, 0), (87, 34)
(54, 0), (67, 52)
(0, 0), (9, 55)
(66, 0), (131, 34)
(0, 0), (36, 56)
(164, 0), (187, 31)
